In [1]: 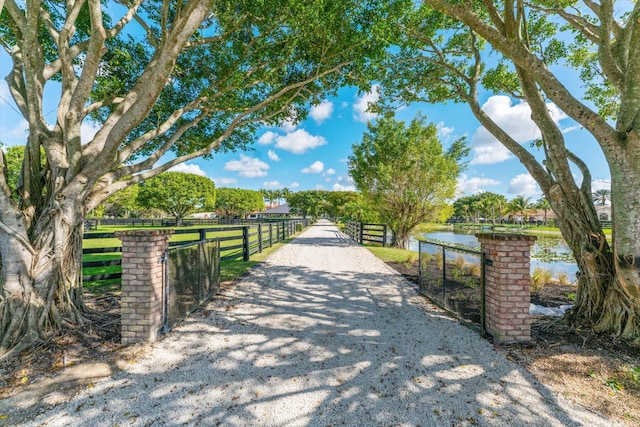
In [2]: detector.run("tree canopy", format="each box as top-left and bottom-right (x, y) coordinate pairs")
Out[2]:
(349, 113), (467, 248)
(137, 172), (216, 222)
(215, 187), (264, 219)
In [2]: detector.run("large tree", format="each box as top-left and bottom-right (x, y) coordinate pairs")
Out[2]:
(287, 190), (328, 218)
(349, 114), (467, 248)
(137, 172), (215, 224)
(215, 187), (263, 219)
(98, 183), (141, 218)
(381, 1), (640, 340)
(0, 0), (394, 357)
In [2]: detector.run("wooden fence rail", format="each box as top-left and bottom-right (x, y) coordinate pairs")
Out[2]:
(82, 219), (311, 286)
(343, 221), (389, 247)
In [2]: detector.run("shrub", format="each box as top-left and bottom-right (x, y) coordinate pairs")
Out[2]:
(531, 267), (553, 292)
(469, 264), (481, 276)
(557, 272), (570, 285)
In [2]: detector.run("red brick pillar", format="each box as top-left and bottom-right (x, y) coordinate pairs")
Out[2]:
(115, 229), (174, 344)
(476, 233), (537, 344)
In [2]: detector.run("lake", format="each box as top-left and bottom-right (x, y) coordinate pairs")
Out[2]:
(408, 230), (579, 280)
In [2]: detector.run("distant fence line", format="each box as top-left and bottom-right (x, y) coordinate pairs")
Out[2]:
(82, 218), (311, 286)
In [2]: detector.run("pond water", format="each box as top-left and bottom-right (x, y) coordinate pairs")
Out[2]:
(408, 230), (579, 280)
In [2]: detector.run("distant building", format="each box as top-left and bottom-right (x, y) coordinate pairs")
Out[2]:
(253, 203), (300, 220)
(595, 205), (611, 221)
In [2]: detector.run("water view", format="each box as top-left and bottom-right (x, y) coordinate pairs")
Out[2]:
(409, 230), (579, 280)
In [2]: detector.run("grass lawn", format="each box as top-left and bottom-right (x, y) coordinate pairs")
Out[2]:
(365, 245), (418, 264)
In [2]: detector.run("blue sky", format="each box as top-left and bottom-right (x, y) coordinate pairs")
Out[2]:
(0, 68), (612, 202)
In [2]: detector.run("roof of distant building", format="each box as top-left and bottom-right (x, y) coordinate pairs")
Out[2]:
(260, 203), (291, 215)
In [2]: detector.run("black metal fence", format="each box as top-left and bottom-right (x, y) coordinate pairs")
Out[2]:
(82, 219), (311, 287)
(418, 239), (485, 331)
(163, 239), (221, 332)
(344, 221), (389, 246)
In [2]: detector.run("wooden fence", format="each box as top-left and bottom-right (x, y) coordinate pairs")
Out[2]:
(82, 219), (311, 286)
(343, 221), (389, 247)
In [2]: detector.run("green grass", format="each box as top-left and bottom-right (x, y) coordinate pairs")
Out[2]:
(365, 245), (418, 264)
(220, 236), (296, 283)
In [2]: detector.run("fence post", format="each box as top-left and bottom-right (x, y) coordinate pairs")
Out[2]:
(359, 222), (364, 244)
(115, 229), (174, 345)
(269, 223), (273, 246)
(199, 228), (207, 242)
(258, 223), (263, 253)
(282, 221), (286, 240)
(476, 233), (537, 344)
(383, 224), (388, 247)
(242, 225), (250, 261)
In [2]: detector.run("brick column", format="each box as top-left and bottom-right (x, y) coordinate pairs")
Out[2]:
(115, 229), (174, 344)
(476, 233), (537, 344)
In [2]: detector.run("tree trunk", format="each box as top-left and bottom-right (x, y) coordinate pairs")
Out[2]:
(595, 141), (640, 340)
(0, 203), (86, 358)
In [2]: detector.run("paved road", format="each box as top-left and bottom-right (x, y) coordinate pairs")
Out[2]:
(8, 220), (619, 426)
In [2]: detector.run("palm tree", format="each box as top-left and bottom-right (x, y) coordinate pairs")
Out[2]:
(508, 196), (532, 226)
(535, 197), (551, 225)
(592, 189), (611, 206)
(281, 187), (290, 204)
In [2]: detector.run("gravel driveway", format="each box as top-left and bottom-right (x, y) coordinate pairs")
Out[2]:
(7, 220), (619, 426)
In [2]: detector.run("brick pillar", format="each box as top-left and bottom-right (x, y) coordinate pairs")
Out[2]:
(115, 229), (174, 345)
(476, 233), (537, 344)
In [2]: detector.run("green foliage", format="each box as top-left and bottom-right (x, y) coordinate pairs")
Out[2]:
(137, 172), (216, 220)
(349, 113), (467, 247)
(287, 190), (328, 218)
(452, 192), (507, 223)
(215, 188), (264, 218)
(98, 184), (142, 218)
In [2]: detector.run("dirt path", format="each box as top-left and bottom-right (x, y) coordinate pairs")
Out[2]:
(3, 220), (620, 426)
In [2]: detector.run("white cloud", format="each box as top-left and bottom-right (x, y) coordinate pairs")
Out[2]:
(325, 168), (336, 175)
(80, 120), (102, 144)
(325, 178), (332, 182)
(213, 177), (238, 186)
(275, 129), (327, 154)
(290, 182), (300, 189)
(335, 174), (355, 190)
(267, 149), (280, 162)
(470, 142), (514, 165)
(263, 180), (282, 189)
(309, 100), (334, 124)
(280, 110), (299, 132)
(224, 154), (270, 178)
(470, 95), (568, 165)
(436, 121), (455, 139)
(592, 179), (611, 191)
(353, 85), (380, 123)
(301, 160), (324, 174)
(169, 163), (208, 176)
(333, 183), (356, 191)
(456, 174), (501, 195)
(508, 173), (540, 197)
(258, 131), (278, 145)
(315, 184), (325, 190)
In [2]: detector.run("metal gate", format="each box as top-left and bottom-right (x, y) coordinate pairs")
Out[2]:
(163, 238), (220, 332)
(418, 240), (485, 332)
